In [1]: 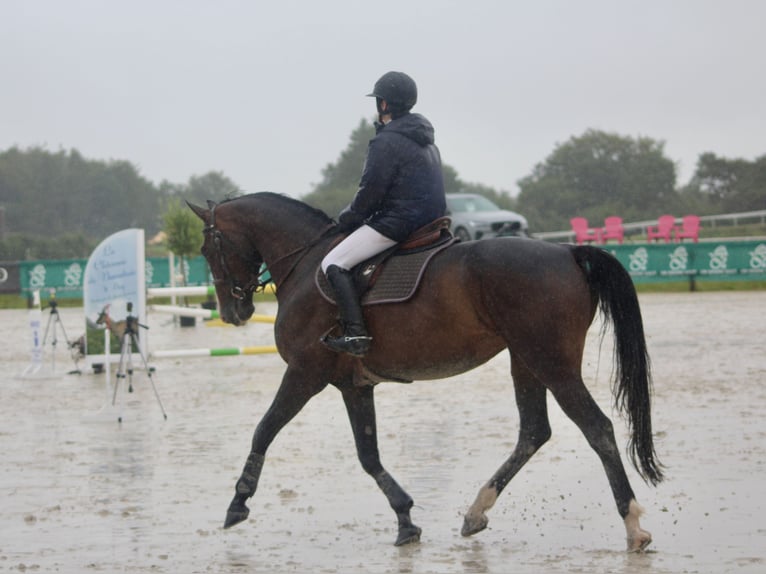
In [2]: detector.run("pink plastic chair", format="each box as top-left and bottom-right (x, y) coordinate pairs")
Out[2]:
(600, 216), (624, 244)
(674, 215), (700, 242)
(570, 217), (601, 244)
(646, 215), (676, 243)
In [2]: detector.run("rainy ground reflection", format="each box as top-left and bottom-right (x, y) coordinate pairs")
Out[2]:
(1, 293), (765, 572)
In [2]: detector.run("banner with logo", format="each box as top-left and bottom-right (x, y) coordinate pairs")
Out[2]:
(607, 241), (766, 283)
(17, 259), (85, 299)
(13, 240), (766, 297)
(19, 255), (211, 298)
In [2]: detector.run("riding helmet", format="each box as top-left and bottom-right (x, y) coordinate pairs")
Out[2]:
(367, 71), (418, 111)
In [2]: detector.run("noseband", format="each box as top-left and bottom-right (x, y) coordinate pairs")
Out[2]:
(203, 204), (267, 301)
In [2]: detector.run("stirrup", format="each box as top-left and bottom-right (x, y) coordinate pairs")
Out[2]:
(321, 333), (372, 357)
(342, 335), (372, 343)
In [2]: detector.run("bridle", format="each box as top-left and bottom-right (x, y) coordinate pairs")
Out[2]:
(203, 204), (267, 301)
(203, 203), (337, 300)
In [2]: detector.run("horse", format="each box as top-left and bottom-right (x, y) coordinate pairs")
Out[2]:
(188, 192), (664, 552)
(95, 304), (128, 340)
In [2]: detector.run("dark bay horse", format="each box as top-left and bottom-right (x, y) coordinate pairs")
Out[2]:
(188, 192), (663, 552)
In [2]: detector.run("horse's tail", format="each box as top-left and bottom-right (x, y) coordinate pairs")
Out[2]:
(572, 245), (664, 486)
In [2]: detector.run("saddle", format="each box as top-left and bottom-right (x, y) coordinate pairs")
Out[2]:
(316, 217), (456, 306)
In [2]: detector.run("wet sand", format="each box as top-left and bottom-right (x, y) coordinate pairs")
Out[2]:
(1, 292), (765, 573)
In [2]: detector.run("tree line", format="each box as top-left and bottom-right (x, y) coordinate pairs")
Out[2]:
(0, 147), (240, 259)
(515, 129), (765, 231)
(1, 121), (764, 259)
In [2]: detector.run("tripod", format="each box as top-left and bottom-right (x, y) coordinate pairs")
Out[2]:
(111, 303), (168, 422)
(41, 297), (81, 375)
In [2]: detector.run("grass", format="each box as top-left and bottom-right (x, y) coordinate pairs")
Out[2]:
(635, 280), (766, 293)
(698, 222), (766, 239)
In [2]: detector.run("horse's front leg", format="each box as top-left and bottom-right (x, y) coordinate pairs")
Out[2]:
(224, 365), (327, 529)
(341, 384), (421, 546)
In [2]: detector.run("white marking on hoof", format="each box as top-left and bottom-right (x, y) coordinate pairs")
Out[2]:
(461, 512), (488, 537)
(624, 499), (652, 552)
(463, 484), (498, 536)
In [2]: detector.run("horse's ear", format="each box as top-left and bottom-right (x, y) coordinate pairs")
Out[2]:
(187, 201), (209, 221)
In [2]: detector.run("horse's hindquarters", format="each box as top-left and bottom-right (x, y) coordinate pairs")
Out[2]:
(360, 240), (595, 383)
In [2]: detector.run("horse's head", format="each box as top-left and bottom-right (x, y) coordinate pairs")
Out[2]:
(96, 304), (110, 326)
(188, 200), (263, 326)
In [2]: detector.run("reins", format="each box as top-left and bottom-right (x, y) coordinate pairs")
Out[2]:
(267, 222), (336, 289)
(204, 203), (336, 298)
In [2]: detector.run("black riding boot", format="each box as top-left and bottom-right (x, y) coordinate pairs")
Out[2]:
(321, 265), (372, 357)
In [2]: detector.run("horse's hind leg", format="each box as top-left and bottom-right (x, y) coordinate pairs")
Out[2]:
(341, 384), (421, 546)
(463, 359), (551, 537)
(548, 378), (652, 552)
(224, 365), (327, 529)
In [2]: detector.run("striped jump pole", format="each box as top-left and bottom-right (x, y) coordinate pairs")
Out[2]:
(151, 346), (278, 359)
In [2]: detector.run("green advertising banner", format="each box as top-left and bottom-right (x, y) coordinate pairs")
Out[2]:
(143, 256), (212, 288)
(17, 240), (766, 298)
(606, 240), (766, 283)
(21, 259), (86, 298)
(20, 256), (212, 299)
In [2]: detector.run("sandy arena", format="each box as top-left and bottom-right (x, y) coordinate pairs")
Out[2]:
(1, 291), (765, 573)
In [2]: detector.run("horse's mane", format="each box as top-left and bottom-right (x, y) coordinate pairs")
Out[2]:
(225, 192), (336, 227)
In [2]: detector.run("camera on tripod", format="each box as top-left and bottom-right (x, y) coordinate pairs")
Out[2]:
(124, 301), (148, 334)
(110, 300), (166, 422)
(36, 288), (83, 375)
(44, 288), (59, 311)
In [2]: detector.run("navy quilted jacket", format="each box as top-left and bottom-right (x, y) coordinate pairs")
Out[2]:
(338, 113), (446, 241)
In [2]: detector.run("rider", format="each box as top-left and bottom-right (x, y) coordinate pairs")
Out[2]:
(320, 71), (447, 357)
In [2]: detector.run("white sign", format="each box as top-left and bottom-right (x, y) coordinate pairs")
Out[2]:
(83, 229), (147, 365)
(20, 290), (43, 377)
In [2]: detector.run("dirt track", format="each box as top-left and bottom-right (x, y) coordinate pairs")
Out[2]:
(1, 292), (765, 573)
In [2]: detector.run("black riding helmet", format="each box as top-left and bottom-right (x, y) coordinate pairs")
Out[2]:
(367, 71), (417, 117)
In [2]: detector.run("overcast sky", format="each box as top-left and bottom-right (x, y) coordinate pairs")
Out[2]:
(2, 1), (764, 201)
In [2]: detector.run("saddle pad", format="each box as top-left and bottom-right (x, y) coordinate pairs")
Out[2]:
(316, 239), (455, 306)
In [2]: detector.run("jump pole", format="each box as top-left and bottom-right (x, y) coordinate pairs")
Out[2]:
(146, 284), (276, 299)
(148, 304), (276, 323)
(151, 346), (278, 359)
(147, 285), (216, 298)
(147, 284), (279, 356)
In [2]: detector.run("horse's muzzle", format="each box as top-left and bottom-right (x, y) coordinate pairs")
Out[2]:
(222, 301), (254, 326)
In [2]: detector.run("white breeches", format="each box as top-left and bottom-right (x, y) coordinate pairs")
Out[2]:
(321, 225), (398, 273)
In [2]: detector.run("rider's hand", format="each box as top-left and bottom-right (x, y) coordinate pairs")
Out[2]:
(337, 207), (363, 232)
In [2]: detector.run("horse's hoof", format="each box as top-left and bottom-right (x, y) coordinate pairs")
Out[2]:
(461, 513), (488, 537)
(223, 503), (250, 529)
(627, 529), (652, 553)
(394, 524), (422, 546)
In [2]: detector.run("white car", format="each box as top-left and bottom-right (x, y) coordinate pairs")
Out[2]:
(446, 193), (529, 241)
